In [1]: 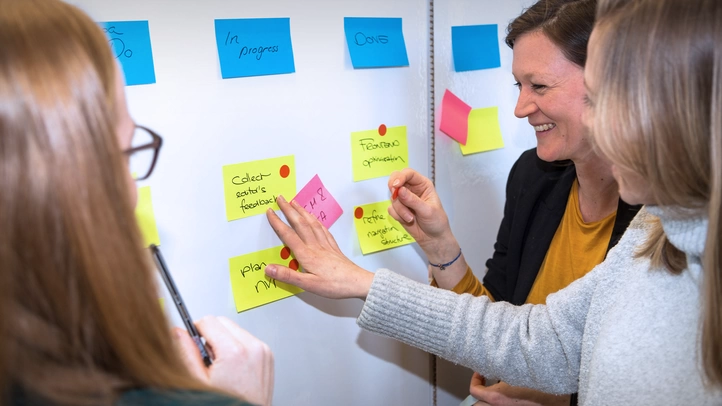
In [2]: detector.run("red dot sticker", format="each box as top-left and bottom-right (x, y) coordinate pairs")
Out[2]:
(288, 259), (299, 271)
(354, 207), (364, 219)
(279, 165), (290, 178)
(280, 246), (291, 260)
(378, 124), (387, 136)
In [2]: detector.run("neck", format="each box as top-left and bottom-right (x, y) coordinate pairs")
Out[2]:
(573, 154), (620, 222)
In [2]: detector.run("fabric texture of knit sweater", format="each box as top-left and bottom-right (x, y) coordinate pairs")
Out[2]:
(358, 207), (722, 405)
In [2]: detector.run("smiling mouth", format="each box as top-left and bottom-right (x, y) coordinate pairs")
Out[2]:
(533, 123), (557, 132)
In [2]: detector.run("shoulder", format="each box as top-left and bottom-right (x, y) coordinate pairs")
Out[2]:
(507, 148), (574, 189)
(117, 389), (254, 406)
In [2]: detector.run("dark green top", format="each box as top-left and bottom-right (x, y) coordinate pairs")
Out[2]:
(118, 389), (256, 406)
(10, 387), (256, 405)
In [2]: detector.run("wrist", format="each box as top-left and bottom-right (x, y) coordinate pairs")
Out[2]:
(420, 233), (460, 264)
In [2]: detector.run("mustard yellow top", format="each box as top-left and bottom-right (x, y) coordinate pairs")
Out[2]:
(432, 180), (616, 305)
(525, 179), (616, 305)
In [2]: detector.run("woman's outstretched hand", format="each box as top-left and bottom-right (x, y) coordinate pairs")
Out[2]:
(265, 195), (374, 300)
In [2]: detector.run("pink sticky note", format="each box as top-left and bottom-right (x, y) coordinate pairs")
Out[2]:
(440, 89), (472, 145)
(292, 175), (343, 229)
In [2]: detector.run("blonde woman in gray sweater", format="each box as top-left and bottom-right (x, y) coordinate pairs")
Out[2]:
(265, 0), (722, 404)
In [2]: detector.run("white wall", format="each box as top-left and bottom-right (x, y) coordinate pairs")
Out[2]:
(73, 0), (432, 404)
(432, 0), (536, 404)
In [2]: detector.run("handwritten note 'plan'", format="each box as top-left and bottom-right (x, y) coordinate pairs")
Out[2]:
(440, 89), (472, 145)
(353, 201), (415, 254)
(460, 107), (505, 155)
(451, 24), (501, 72)
(229, 246), (303, 312)
(135, 186), (160, 247)
(215, 18), (296, 79)
(292, 175), (343, 229)
(351, 125), (409, 182)
(344, 17), (409, 69)
(223, 155), (296, 221)
(99, 21), (156, 86)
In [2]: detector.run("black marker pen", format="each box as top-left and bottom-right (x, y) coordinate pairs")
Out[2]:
(150, 244), (213, 367)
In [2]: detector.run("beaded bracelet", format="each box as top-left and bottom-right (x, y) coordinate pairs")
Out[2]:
(429, 248), (462, 271)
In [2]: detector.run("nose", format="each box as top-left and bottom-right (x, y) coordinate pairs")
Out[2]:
(514, 88), (538, 118)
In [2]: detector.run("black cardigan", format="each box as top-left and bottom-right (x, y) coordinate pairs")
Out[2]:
(482, 148), (642, 306)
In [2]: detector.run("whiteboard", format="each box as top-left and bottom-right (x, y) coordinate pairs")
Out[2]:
(69, 0), (545, 404)
(73, 0), (432, 404)
(432, 0), (538, 404)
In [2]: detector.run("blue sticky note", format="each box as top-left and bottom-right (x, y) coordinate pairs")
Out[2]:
(344, 17), (409, 69)
(99, 21), (156, 86)
(452, 24), (501, 72)
(214, 18), (296, 79)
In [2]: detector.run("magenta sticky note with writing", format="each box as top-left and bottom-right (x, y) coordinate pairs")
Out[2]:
(292, 175), (343, 229)
(439, 89), (472, 145)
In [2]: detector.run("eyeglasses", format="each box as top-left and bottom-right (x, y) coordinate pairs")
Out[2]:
(124, 125), (162, 181)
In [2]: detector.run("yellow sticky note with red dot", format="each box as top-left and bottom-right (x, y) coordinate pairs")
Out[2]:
(222, 155), (296, 221)
(351, 124), (409, 182)
(353, 200), (415, 254)
(460, 107), (504, 155)
(135, 185), (161, 247)
(229, 245), (304, 312)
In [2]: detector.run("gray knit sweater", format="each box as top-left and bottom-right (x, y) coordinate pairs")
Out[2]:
(358, 207), (722, 405)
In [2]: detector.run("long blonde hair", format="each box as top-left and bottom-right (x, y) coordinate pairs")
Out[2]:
(592, 0), (722, 387)
(0, 0), (209, 403)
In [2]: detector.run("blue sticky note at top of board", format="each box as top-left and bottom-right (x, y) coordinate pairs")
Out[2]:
(99, 21), (156, 86)
(344, 17), (409, 69)
(451, 24), (501, 72)
(214, 18), (296, 79)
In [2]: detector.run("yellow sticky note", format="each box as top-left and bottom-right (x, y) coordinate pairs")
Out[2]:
(135, 185), (160, 247)
(351, 125), (409, 182)
(460, 107), (505, 155)
(353, 201), (415, 254)
(229, 246), (304, 312)
(222, 155), (296, 221)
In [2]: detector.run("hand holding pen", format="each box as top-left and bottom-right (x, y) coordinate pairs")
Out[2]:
(150, 245), (274, 405)
(174, 316), (275, 406)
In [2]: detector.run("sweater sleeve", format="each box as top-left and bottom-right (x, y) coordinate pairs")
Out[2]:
(357, 264), (604, 394)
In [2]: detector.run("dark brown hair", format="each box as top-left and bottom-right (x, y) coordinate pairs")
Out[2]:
(0, 0), (212, 403)
(506, 0), (597, 67)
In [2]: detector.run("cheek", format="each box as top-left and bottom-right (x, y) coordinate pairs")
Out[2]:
(128, 174), (138, 207)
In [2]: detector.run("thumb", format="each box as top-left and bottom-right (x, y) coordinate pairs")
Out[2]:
(397, 186), (434, 218)
(173, 327), (209, 383)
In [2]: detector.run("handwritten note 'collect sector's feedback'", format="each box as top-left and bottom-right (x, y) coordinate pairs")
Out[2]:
(351, 125), (409, 182)
(292, 175), (343, 229)
(214, 18), (296, 79)
(223, 155), (296, 221)
(229, 245), (303, 312)
(353, 201), (415, 254)
(99, 21), (156, 86)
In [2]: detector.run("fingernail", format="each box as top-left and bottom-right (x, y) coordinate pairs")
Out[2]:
(392, 179), (400, 187)
(291, 199), (300, 208)
(265, 265), (276, 277)
(278, 195), (286, 203)
(404, 213), (414, 222)
(399, 187), (407, 198)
